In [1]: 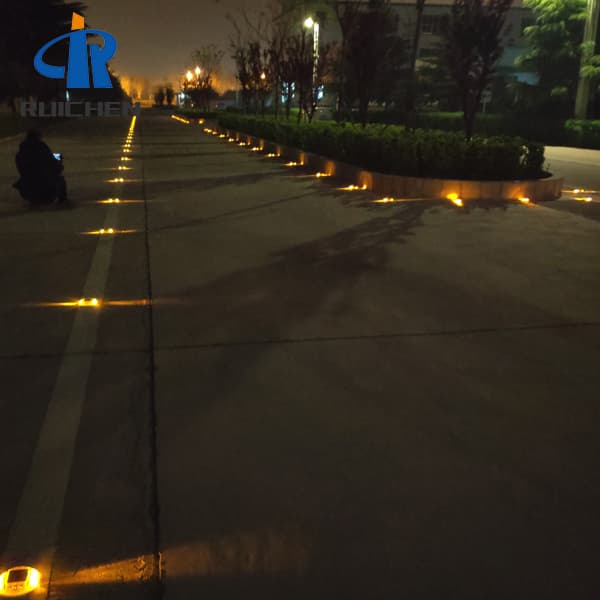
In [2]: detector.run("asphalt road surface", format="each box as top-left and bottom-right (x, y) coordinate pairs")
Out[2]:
(1, 113), (599, 600)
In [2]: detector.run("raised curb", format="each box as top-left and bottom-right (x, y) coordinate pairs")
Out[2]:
(215, 126), (563, 202)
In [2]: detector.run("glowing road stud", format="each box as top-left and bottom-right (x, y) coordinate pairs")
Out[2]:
(341, 184), (368, 191)
(76, 298), (101, 308)
(0, 566), (41, 597)
(447, 193), (464, 207)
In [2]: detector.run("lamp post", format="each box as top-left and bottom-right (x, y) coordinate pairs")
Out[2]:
(304, 17), (320, 102)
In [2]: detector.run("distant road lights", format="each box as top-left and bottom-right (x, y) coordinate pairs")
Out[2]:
(260, 72), (267, 81)
(186, 70), (193, 83)
(195, 66), (201, 77)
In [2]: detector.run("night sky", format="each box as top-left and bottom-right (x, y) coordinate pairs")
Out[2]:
(84, 0), (268, 88)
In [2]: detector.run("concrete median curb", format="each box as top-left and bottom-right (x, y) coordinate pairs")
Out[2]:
(216, 127), (563, 202)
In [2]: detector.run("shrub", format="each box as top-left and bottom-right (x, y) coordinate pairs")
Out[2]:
(564, 119), (600, 149)
(175, 108), (217, 120)
(368, 111), (600, 149)
(217, 114), (546, 180)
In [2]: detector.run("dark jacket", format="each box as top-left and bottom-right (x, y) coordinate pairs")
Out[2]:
(15, 138), (63, 203)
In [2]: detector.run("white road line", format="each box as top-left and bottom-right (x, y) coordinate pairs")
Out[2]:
(0, 203), (119, 595)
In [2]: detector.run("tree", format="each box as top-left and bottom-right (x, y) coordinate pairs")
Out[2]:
(165, 85), (175, 106)
(265, 4), (296, 118)
(406, 0), (427, 117)
(286, 31), (314, 121)
(335, 0), (405, 126)
(0, 0), (86, 111)
(190, 44), (225, 111)
(575, 0), (600, 117)
(153, 87), (165, 106)
(232, 45), (254, 111)
(445, 0), (512, 139)
(517, 0), (590, 116)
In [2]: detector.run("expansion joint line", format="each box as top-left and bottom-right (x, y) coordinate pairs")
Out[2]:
(140, 116), (163, 598)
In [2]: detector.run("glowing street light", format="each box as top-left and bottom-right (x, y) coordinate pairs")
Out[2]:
(304, 16), (320, 103)
(195, 66), (202, 77)
(185, 70), (193, 82)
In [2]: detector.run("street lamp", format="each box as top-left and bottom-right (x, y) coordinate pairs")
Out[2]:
(303, 16), (320, 105)
(195, 66), (202, 77)
(185, 70), (193, 83)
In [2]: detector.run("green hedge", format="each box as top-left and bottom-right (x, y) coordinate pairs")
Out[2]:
(175, 108), (218, 120)
(218, 114), (546, 180)
(564, 119), (600, 149)
(369, 111), (600, 149)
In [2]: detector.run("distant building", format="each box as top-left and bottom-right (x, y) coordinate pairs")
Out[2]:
(391, 0), (534, 78)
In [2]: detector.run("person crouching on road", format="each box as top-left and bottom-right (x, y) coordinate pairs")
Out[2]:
(14, 129), (71, 208)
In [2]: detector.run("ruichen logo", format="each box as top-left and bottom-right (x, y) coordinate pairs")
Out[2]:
(34, 12), (117, 89)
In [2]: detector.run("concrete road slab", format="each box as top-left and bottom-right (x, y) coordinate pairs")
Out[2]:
(146, 117), (600, 599)
(1, 113), (599, 600)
